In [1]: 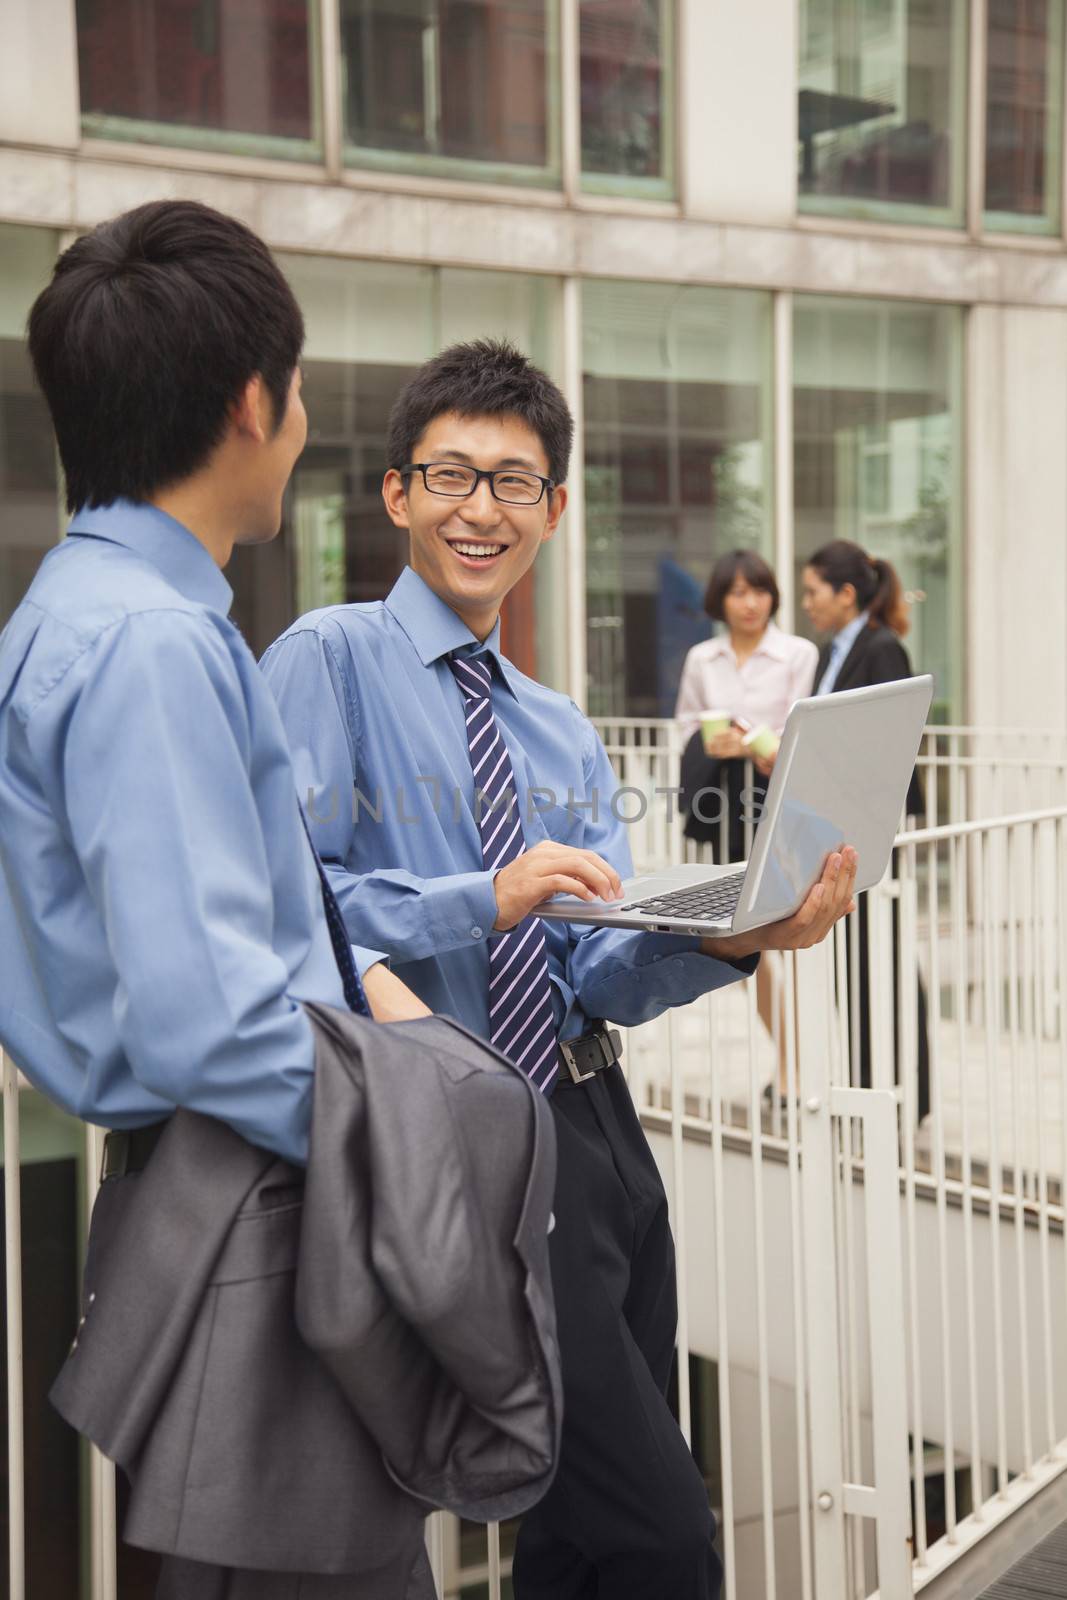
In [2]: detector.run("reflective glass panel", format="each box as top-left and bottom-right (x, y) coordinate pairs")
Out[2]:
(0, 226), (61, 631)
(794, 295), (963, 719)
(580, 0), (673, 195)
(76, 0), (317, 158)
(798, 0), (968, 224)
(341, 0), (559, 186)
(228, 259), (563, 685)
(582, 281), (773, 719)
(985, 0), (1064, 232)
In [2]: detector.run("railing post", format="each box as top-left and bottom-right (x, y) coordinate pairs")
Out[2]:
(83, 1122), (117, 1600)
(867, 877), (896, 1093)
(831, 1088), (912, 1597)
(427, 1510), (446, 1597)
(3, 1051), (25, 1600)
(795, 943), (849, 1596)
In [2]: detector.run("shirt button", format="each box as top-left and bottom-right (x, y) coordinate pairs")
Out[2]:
(471, 926), (483, 940)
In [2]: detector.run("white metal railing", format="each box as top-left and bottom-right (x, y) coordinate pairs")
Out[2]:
(592, 718), (1067, 870)
(432, 800), (1067, 1595)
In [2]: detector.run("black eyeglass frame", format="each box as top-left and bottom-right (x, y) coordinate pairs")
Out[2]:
(401, 461), (556, 507)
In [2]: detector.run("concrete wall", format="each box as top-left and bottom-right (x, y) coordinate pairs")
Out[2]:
(680, 0), (797, 226)
(0, 0), (79, 150)
(968, 306), (1067, 730)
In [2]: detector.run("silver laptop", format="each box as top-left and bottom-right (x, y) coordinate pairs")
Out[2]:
(538, 676), (934, 938)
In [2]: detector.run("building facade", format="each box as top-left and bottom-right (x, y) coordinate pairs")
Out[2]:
(1, 0), (1066, 731)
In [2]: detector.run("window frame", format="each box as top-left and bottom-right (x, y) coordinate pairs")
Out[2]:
(796, 0), (1067, 246)
(337, 0), (565, 191)
(577, 0), (677, 200)
(796, 0), (972, 231)
(980, 0), (1065, 237)
(75, 0), (326, 164)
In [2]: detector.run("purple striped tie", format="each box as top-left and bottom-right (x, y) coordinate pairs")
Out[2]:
(449, 654), (559, 1094)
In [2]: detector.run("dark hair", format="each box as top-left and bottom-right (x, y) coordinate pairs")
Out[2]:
(807, 539), (909, 636)
(386, 338), (574, 487)
(704, 548), (780, 623)
(28, 200), (304, 513)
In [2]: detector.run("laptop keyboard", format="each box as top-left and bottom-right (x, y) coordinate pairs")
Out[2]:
(625, 870), (746, 922)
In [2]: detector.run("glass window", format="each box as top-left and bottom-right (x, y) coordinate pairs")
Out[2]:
(0, 226), (61, 632)
(580, 0), (674, 197)
(985, 0), (1064, 233)
(794, 295), (963, 719)
(340, 0), (560, 187)
(76, 0), (319, 159)
(228, 258), (564, 684)
(582, 281), (773, 719)
(798, 0), (968, 225)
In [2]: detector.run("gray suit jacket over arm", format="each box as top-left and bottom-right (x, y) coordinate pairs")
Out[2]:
(50, 1007), (561, 1580)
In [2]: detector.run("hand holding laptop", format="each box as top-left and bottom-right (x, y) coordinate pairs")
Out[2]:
(538, 678), (932, 943)
(699, 846), (857, 963)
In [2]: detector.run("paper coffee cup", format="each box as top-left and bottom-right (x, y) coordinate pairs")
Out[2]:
(743, 725), (780, 760)
(701, 710), (732, 749)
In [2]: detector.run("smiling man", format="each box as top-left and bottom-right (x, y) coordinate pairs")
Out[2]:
(261, 339), (855, 1600)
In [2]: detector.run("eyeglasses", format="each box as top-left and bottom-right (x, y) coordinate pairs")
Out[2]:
(402, 461), (555, 507)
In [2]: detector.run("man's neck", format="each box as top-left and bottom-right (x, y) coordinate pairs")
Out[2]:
(452, 601), (500, 643)
(151, 484), (235, 569)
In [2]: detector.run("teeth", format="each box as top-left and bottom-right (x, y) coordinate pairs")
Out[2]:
(450, 542), (504, 558)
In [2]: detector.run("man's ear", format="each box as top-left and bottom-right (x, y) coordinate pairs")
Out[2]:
(230, 374), (270, 444)
(540, 483), (568, 544)
(382, 468), (411, 530)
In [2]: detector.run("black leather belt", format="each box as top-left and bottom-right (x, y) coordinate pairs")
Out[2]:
(555, 1022), (623, 1087)
(100, 1119), (170, 1181)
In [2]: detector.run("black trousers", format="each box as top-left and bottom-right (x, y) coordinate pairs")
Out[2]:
(156, 1552), (434, 1599)
(512, 1065), (722, 1600)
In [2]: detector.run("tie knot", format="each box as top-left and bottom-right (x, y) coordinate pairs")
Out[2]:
(449, 654), (492, 702)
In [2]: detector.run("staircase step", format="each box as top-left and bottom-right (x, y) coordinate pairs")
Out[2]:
(980, 1517), (1067, 1597)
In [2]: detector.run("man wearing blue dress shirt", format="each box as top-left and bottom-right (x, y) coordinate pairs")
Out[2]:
(0, 200), (431, 1599)
(262, 340), (857, 1600)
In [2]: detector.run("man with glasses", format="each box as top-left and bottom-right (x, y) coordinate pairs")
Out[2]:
(261, 339), (856, 1599)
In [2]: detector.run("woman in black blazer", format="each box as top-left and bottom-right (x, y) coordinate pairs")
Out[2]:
(803, 540), (923, 815)
(801, 539), (929, 1122)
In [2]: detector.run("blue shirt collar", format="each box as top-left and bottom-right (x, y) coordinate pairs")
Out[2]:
(384, 565), (519, 698)
(66, 500), (234, 615)
(831, 609), (869, 659)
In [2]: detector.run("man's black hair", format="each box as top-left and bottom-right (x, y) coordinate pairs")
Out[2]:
(386, 338), (573, 487)
(28, 199), (305, 513)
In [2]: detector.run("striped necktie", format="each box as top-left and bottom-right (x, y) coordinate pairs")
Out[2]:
(449, 653), (559, 1094)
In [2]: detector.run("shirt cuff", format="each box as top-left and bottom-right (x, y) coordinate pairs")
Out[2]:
(352, 944), (390, 979)
(662, 934), (764, 979)
(430, 870), (500, 947)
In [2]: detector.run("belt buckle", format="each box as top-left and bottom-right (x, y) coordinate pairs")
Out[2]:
(560, 1039), (597, 1085)
(100, 1131), (129, 1183)
(560, 1026), (622, 1085)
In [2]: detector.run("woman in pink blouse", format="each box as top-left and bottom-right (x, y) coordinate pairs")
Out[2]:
(675, 550), (817, 1100)
(676, 550), (818, 759)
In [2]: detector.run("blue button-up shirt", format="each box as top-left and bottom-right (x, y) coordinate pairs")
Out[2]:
(0, 501), (374, 1165)
(261, 566), (751, 1043)
(816, 610), (869, 696)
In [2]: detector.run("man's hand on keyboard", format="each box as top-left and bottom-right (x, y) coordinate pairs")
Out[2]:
(699, 847), (857, 963)
(495, 841), (624, 931)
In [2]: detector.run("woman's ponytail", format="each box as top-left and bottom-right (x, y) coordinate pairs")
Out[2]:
(867, 555), (909, 636)
(808, 539), (909, 637)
